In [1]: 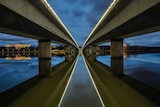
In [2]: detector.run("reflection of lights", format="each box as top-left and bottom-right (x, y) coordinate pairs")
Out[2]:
(5, 55), (31, 60)
(123, 51), (128, 59)
(5, 56), (31, 60)
(52, 49), (65, 55)
(123, 43), (127, 47)
(123, 43), (129, 59)
(123, 43), (129, 51)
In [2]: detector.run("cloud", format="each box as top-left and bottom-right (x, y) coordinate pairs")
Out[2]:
(46, 0), (113, 46)
(0, 33), (37, 47)
(72, 8), (85, 19)
(67, 25), (92, 46)
(64, 0), (78, 5)
(85, 0), (113, 27)
(125, 32), (160, 46)
(0, 33), (28, 40)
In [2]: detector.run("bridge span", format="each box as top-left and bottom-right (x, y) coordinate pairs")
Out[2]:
(83, 0), (160, 76)
(0, 0), (78, 47)
(83, 0), (160, 47)
(0, 0), (78, 76)
(0, 0), (160, 107)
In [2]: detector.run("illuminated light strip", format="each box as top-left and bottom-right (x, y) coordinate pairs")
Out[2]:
(58, 55), (79, 107)
(82, 55), (105, 107)
(83, 0), (118, 48)
(41, 0), (79, 48)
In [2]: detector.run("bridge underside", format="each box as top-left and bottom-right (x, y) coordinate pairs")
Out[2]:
(0, 4), (71, 45)
(87, 2), (160, 45)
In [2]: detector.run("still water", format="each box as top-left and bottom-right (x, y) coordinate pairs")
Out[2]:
(60, 55), (102, 107)
(97, 53), (160, 91)
(1, 53), (160, 93)
(0, 56), (64, 93)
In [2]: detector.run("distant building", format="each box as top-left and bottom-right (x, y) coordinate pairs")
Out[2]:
(5, 44), (31, 49)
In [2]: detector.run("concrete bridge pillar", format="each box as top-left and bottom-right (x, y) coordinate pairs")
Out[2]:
(85, 45), (97, 61)
(70, 46), (77, 57)
(38, 39), (52, 77)
(65, 45), (72, 62)
(65, 45), (78, 61)
(83, 47), (89, 55)
(110, 38), (123, 76)
(91, 45), (97, 61)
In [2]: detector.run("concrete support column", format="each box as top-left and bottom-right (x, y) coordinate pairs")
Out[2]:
(38, 39), (52, 77)
(84, 47), (89, 55)
(110, 38), (123, 76)
(70, 46), (77, 57)
(65, 45), (71, 62)
(85, 45), (97, 61)
(91, 45), (97, 61)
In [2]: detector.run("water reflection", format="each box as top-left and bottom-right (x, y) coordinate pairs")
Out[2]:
(5, 56), (31, 60)
(60, 55), (102, 107)
(0, 52), (65, 93)
(96, 46), (160, 91)
(124, 53), (160, 90)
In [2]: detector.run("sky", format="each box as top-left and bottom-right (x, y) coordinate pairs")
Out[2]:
(47, 0), (113, 46)
(124, 32), (160, 47)
(0, 33), (38, 47)
(0, 0), (159, 47)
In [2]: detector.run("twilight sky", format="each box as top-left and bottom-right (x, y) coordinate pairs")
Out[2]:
(47, 0), (113, 46)
(0, 0), (159, 47)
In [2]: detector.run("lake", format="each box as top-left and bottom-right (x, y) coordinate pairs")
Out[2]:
(0, 56), (64, 93)
(97, 53), (160, 91)
(0, 53), (160, 93)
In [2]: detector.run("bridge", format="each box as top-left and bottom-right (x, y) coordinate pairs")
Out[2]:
(83, 0), (160, 75)
(0, 0), (78, 76)
(0, 0), (160, 107)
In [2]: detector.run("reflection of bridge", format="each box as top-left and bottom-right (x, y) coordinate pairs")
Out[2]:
(0, 0), (160, 107)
